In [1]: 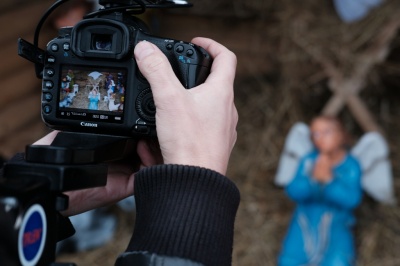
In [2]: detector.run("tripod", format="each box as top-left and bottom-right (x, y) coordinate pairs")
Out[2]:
(0, 132), (136, 266)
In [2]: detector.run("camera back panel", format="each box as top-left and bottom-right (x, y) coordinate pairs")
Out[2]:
(41, 17), (211, 137)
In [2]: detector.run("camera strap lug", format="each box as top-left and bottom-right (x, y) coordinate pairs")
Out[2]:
(18, 38), (45, 78)
(18, 38), (45, 65)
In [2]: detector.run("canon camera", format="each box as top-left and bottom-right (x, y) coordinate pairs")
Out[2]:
(19, 0), (212, 137)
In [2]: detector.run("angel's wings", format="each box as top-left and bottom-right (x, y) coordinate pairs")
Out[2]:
(275, 122), (396, 205)
(351, 132), (396, 204)
(274, 122), (313, 187)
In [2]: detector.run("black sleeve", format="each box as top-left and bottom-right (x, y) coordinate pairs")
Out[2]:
(116, 164), (240, 266)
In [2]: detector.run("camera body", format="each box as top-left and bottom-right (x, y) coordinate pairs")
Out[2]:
(41, 12), (211, 137)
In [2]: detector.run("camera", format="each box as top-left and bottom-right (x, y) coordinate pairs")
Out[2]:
(19, 0), (212, 137)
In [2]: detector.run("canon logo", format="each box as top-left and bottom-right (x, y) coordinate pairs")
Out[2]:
(80, 122), (98, 128)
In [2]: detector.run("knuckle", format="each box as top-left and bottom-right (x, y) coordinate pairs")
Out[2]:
(140, 53), (168, 76)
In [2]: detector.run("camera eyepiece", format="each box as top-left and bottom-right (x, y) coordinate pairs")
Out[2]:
(93, 34), (112, 51)
(71, 18), (130, 59)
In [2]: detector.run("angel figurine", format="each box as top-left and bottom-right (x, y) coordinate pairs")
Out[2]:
(275, 116), (396, 266)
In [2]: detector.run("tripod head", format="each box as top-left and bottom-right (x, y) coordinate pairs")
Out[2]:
(0, 132), (136, 265)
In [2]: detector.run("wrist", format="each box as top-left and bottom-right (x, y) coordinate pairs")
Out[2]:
(160, 141), (230, 175)
(163, 154), (228, 175)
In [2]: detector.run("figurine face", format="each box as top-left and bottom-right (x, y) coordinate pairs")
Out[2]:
(310, 117), (344, 154)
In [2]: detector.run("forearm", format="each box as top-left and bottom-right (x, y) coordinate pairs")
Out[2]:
(117, 164), (240, 266)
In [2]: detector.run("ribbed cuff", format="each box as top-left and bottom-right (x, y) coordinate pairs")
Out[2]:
(115, 251), (204, 266)
(126, 164), (240, 266)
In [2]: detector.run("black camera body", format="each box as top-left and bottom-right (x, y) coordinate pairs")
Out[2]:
(40, 10), (211, 137)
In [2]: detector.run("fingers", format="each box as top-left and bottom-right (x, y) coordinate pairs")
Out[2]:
(33, 130), (59, 145)
(134, 38), (238, 175)
(136, 139), (163, 167)
(191, 37), (237, 86)
(134, 41), (183, 100)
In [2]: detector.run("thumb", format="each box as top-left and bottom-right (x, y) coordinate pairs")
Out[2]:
(134, 41), (183, 99)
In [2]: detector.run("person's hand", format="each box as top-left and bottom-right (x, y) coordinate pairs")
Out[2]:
(134, 37), (238, 175)
(33, 131), (162, 216)
(32, 37), (237, 216)
(312, 154), (333, 183)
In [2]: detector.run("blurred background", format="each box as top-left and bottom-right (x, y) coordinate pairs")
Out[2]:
(1, 0), (400, 265)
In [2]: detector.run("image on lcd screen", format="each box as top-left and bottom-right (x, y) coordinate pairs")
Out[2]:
(58, 66), (126, 123)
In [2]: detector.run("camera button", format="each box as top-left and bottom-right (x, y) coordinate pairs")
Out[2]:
(134, 125), (149, 134)
(47, 56), (56, 64)
(166, 43), (173, 50)
(44, 80), (54, 89)
(51, 44), (59, 52)
(186, 49), (194, 57)
(43, 93), (53, 102)
(43, 105), (52, 114)
(175, 45), (184, 53)
(63, 42), (70, 51)
(45, 68), (55, 77)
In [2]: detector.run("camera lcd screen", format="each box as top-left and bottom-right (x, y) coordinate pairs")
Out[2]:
(57, 65), (127, 124)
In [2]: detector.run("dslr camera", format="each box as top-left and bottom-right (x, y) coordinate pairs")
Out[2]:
(19, 0), (212, 137)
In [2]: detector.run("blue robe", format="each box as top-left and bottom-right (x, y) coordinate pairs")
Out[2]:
(279, 151), (362, 266)
(88, 94), (100, 110)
